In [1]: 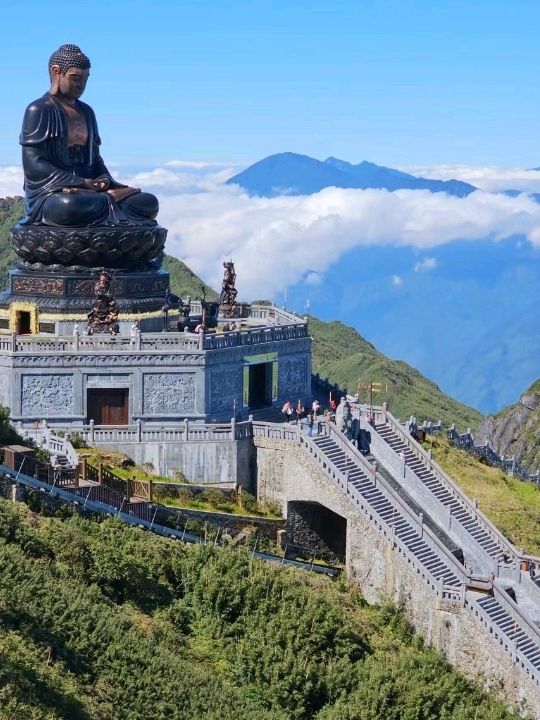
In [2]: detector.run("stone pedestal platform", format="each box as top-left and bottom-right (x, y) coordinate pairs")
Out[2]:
(0, 266), (171, 335)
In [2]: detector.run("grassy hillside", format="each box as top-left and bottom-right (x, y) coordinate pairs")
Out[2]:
(0, 496), (520, 720)
(0, 197), (21, 286)
(309, 316), (482, 430)
(426, 433), (540, 555)
(163, 254), (217, 300)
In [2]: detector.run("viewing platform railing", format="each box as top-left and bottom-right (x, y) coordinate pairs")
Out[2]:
(0, 321), (307, 355)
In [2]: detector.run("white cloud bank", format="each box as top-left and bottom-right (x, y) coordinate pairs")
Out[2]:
(403, 164), (540, 194)
(2, 162), (540, 298)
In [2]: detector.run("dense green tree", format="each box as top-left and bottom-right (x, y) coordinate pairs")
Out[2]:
(0, 497), (526, 720)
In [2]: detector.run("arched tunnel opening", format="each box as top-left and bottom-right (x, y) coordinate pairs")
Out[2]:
(286, 501), (347, 564)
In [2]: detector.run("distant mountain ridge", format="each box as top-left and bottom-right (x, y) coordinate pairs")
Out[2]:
(226, 152), (477, 197)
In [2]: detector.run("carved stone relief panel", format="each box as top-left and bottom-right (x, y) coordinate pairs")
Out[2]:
(143, 373), (195, 414)
(278, 355), (308, 398)
(12, 276), (64, 296)
(21, 374), (73, 416)
(210, 366), (243, 413)
(0, 371), (10, 407)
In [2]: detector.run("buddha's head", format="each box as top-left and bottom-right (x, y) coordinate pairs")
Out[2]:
(48, 44), (91, 100)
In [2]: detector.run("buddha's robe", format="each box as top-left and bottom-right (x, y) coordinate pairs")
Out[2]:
(20, 93), (158, 227)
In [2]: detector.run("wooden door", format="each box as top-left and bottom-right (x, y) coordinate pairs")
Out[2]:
(87, 389), (129, 425)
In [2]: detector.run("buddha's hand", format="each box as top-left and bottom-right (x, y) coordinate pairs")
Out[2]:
(84, 178), (110, 191)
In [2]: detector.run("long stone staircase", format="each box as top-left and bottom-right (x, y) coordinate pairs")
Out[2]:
(313, 433), (461, 587)
(294, 420), (540, 696)
(374, 421), (508, 563)
(11, 415), (540, 702)
(476, 594), (540, 672)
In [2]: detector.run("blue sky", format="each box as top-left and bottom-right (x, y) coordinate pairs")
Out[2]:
(0, 0), (539, 166)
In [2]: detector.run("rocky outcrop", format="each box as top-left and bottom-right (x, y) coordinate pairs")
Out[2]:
(476, 380), (540, 473)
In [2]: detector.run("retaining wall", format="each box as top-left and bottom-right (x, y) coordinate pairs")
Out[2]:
(89, 438), (254, 485)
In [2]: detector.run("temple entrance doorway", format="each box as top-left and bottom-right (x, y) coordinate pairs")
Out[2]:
(16, 311), (31, 335)
(87, 389), (129, 425)
(248, 362), (273, 409)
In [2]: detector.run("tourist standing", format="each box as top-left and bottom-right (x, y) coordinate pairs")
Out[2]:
(281, 400), (293, 423)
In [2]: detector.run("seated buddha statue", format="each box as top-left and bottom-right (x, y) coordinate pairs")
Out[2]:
(20, 44), (158, 227)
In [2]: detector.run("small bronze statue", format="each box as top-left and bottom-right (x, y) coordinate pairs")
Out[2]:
(178, 295), (192, 331)
(87, 271), (119, 335)
(218, 260), (239, 318)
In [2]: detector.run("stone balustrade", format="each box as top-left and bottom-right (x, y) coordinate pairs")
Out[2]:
(0, 319), (307, 355)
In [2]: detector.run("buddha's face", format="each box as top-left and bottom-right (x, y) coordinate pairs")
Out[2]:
(50, 65), (89, 100)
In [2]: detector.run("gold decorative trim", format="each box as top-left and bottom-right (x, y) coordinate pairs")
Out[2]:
(9, 302), (39, 334)
(38, 309), (181, 322)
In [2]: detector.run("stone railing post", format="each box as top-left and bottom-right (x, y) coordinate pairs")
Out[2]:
(198, 331), (205, 350)
(89, 419), (95, 444)
(10, 332), (16, 352)
(230, 417), (236, 440)
(184, 418), (189, 441)
(73, 324), (80, 352)
(136, 418), (142, 443)
(382, 401), (388, 421)
(136, 329), (142, 351)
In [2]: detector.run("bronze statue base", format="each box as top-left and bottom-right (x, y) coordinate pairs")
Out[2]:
(0, 266), (170, 315)
(10, 223), (167, 270)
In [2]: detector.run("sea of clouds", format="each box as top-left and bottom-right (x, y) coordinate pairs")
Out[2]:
(2, 161), (540, 298)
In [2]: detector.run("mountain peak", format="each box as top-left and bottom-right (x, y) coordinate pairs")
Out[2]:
(227, 153), (477, 197)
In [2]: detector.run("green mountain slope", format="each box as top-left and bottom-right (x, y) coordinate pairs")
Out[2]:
(476, 378), (540, 473)
(163, 254), (217, 300)
(309, 315), (482, 429)
(0, 497), (520, 720)
(0, 197), (22, 286)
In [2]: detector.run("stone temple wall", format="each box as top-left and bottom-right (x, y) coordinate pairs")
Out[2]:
(0, 334), (311, 425)
(253, 436), (540, 718)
